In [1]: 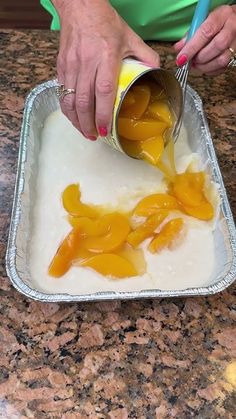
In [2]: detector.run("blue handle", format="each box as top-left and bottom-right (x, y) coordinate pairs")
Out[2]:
(187, 0), (211, 41)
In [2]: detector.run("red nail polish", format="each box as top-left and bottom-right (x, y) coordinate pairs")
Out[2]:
(87, 135), (97, 141)
(98, 126), (107, 137)
(176, 54), (188, 67)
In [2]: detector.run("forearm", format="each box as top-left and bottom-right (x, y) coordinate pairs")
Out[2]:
(51, 0), (108, 14)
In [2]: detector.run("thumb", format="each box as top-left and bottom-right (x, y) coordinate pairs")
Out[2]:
(131, 38), (160, 67)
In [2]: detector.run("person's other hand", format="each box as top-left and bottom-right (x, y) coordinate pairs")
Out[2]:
(55, 0), (160, 140)
(174, 5), (236, 75)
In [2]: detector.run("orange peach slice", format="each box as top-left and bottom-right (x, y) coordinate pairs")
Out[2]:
(140, 136), (164, 165)
(127, 210), (168, 248)
(68, 216), (107, 236)
(120, 90), (135, 110)
(118, 118), (168, 141)
(148, 82), (167, 101)
(48, 228), (80, 277)
(148, 218), (184, 253)
(62, 184), (98, 218)
(148, 100), (172, 127)
(120, 138), (143, 158)
(133, 193), (179, 217)
(172, 172), (206, 207)
(83, 213), (130, 253)
(117, 245), (146, 275)
(80, 254), (137, 278)
(120, 84), (151, 119)
(182, 201), (214, 221)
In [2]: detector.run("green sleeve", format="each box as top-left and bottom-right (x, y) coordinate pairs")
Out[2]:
(40, 0), (60, 30)
(41, 0), (235, 40)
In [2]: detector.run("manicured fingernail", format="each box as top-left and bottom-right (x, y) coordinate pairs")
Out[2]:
(87, 135), (97, 141)
(176, 54), (188, 67)
(98, 126), (107, 137)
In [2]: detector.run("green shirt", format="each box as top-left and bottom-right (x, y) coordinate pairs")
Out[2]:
(41, 0), (234, 41)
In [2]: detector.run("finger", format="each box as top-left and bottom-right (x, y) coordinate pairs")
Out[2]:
(60, 55), (81, 131)
(207, 69), (225, 76)
(176, 5), (232, 65)
(194, 23), (236, 64)
(173, 37), (187, 53)
(131, 38), (160, 67)
(57, 54), (81, 131)
(57, 54), (64, 86)
(192, 49), (231, 74)
(95, 54), (121, 136)
(76, 62), (97, 140)
(67, 109), (82, 132)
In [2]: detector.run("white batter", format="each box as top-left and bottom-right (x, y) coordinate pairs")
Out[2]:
(29, 110), (216, 294)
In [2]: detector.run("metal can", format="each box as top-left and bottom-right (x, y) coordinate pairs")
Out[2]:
(102, 58), (183, 154)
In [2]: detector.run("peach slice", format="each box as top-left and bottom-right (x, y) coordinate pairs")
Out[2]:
(80, 254), (137, 278)
(127, 210), (168, 248)
(120, 84), (151, 119)
(120, 138), (143, 158)
(62, 184), (98, 218)
(118, 118), (168, 141)
(120, 90), (135, 110)
(148, 100), (172, 127)
(68, 216), (107, 236)
(148, 82), (167, 101)
(48, 228), (80, 277)
(182, 201), (214, 221)
(117, 245), (146, 275)
(172, 172), (206, 207)
(140, 136), (164, 165)
(83, 213), (130, 253)
(133, 193), (179, 217)
(148, 218), (184, 253)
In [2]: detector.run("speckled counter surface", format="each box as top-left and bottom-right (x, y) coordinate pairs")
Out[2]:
(0, 29), (235, 419)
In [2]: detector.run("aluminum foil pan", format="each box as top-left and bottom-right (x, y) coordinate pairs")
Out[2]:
(6, 80), (236, 302)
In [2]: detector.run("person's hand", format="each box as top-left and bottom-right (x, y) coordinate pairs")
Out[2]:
(174, 5), (236, 75)
(53, 0), (160, 140)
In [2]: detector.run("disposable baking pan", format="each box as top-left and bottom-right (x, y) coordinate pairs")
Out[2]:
(6, 80), (236, 301)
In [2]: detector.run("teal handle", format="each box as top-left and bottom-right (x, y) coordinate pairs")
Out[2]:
(187, 0), (211, 41)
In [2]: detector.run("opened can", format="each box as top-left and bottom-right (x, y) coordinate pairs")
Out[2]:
(101, 58), (183, 154)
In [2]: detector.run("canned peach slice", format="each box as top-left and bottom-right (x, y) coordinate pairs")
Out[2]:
(79, 254), (137, 278)
(140, 136), (164, 165)
(171, 171), (207, 208)
(120, 138), (143, 158)
(148, 101), (173, 127)
(120, 84), (151, 119)
(118, 245), (146, 275)
(133, 193), (179, 217)
(48, 228), (80, 277)
(127, 210), (169, 248)
(172, 174), (204, 207)
(182, 201), (214, 221)
(148, 218), (184, 253)
(62, 184), (98, 218)
(68, 216), (107, 237)
(118, 118), (168, 141)
(148, 81), (167, 101)
(120, 90), (135, 110)
(184, 172), (205, 189)
(83, 213), (130, 253)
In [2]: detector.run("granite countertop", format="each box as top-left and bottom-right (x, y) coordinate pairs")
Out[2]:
(0, 29), (235, 418)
